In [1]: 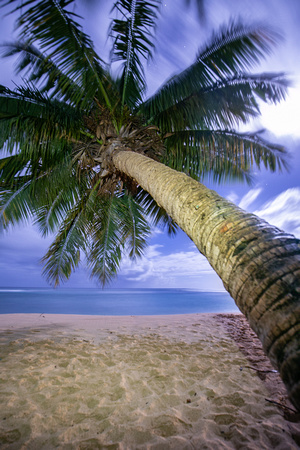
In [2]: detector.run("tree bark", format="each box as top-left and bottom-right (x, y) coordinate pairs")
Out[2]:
(113, 150), (300, 411)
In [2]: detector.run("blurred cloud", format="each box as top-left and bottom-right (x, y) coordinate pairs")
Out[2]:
(259, 85), (300, 138)
(226, 192), (239, 204)
(238, 188), (262, 210)
(0, 224), (52, 287)
(253, 187), (300, 237)
(119, 244), (224, 290)
(0, 223), (99, 288)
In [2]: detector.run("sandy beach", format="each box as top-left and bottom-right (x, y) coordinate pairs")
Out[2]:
(0, 313), (299, 449)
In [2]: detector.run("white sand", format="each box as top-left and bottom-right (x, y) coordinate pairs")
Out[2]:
(0, 313), (299, 449)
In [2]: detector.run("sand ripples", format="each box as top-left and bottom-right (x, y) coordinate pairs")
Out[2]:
(0, 314), (298, 449)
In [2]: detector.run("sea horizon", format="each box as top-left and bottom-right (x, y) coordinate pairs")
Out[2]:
(0, 286), (227, 291)
(0, 287), (239, 315)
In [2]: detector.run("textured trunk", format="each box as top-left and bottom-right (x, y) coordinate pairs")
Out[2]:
(113, 150), (300, 411)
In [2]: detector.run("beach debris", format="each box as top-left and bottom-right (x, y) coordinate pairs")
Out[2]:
(242, 365), (278, 373)
(265, 398), (298, 414)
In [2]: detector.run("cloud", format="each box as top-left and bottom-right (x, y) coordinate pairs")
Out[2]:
(0, 224), (53, 287)
(259, 85), (300, 139)
(0, 224), (51, 262)
(119, 244), (224, 289)
(119, 187), (300, 289)
(238, 188), (262, 210)
(253, 188), (300, 238)
(226, 192), (239, 204)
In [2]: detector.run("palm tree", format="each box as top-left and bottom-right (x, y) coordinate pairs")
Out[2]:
(0, 0), (299, 410)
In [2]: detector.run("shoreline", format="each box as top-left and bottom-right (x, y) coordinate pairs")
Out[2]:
(0, 313), (299, 448)
(0, 312), (241, 344)
(0, 310), (240, 324)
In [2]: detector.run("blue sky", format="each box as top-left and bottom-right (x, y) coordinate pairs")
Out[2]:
(0, 0), (300, 291)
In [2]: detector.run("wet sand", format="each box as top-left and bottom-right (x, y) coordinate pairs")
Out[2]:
(0, 313), (299, 449)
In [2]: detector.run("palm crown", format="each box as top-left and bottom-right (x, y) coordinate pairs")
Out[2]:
(0, 0), (289, 286)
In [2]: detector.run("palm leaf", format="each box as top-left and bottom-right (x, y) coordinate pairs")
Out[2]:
(163, 129), (288, 183)
(147, 73), (289, 132)
(0, 84), (81, 170)
(118, 193), (150, 259)
(0, 84), (82, 127)
(2, 0), (111, 108)
(86, 195), (124, 285)
(41, 175), (109, 286)
(0, 41), (92, 106)
(86, 192), (150, 284)
(110, 0), (160, 107)
(33, 167), (82, 237)
(0, 179), (34, 230)
(0, 153), (32, 187)
(41, 205), (87, 287)
(140, 20), (283, 122)
(0, 152), (78, 231)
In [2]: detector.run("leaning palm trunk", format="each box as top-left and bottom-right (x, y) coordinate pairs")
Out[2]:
(113, 150), (300, 411)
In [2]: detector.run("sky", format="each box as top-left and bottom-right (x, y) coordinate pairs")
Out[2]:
(0, 0), (299, 291)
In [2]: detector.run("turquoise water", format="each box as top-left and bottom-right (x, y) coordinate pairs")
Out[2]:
(0, 288), (239, 315)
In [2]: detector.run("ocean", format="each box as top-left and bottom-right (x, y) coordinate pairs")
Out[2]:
(0, 288), (239, 315)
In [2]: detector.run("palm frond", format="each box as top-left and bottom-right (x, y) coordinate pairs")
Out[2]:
(0, 84), (81, 167)
(0, 83), (82, 127)
(118, 193), (150, 259)
(0, 41), (93, 106)
(0, 151), (79, 231)
(0, 177), (36, 230)
(33, 169), (81, 237)
(86, 195), (124, 285)
(164, 129), (288, 183)
(140, 20), (283, 123)
(0, 153), (31, 187)
(41, 174), (111, 286)
(197, 19), (280, 73)
(142, 72), (289, 132)
(110, 0), (160, 107)
(2, 0), (111, 108)
(86, 192), (150, 285)
(41, 205), (87, 287)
